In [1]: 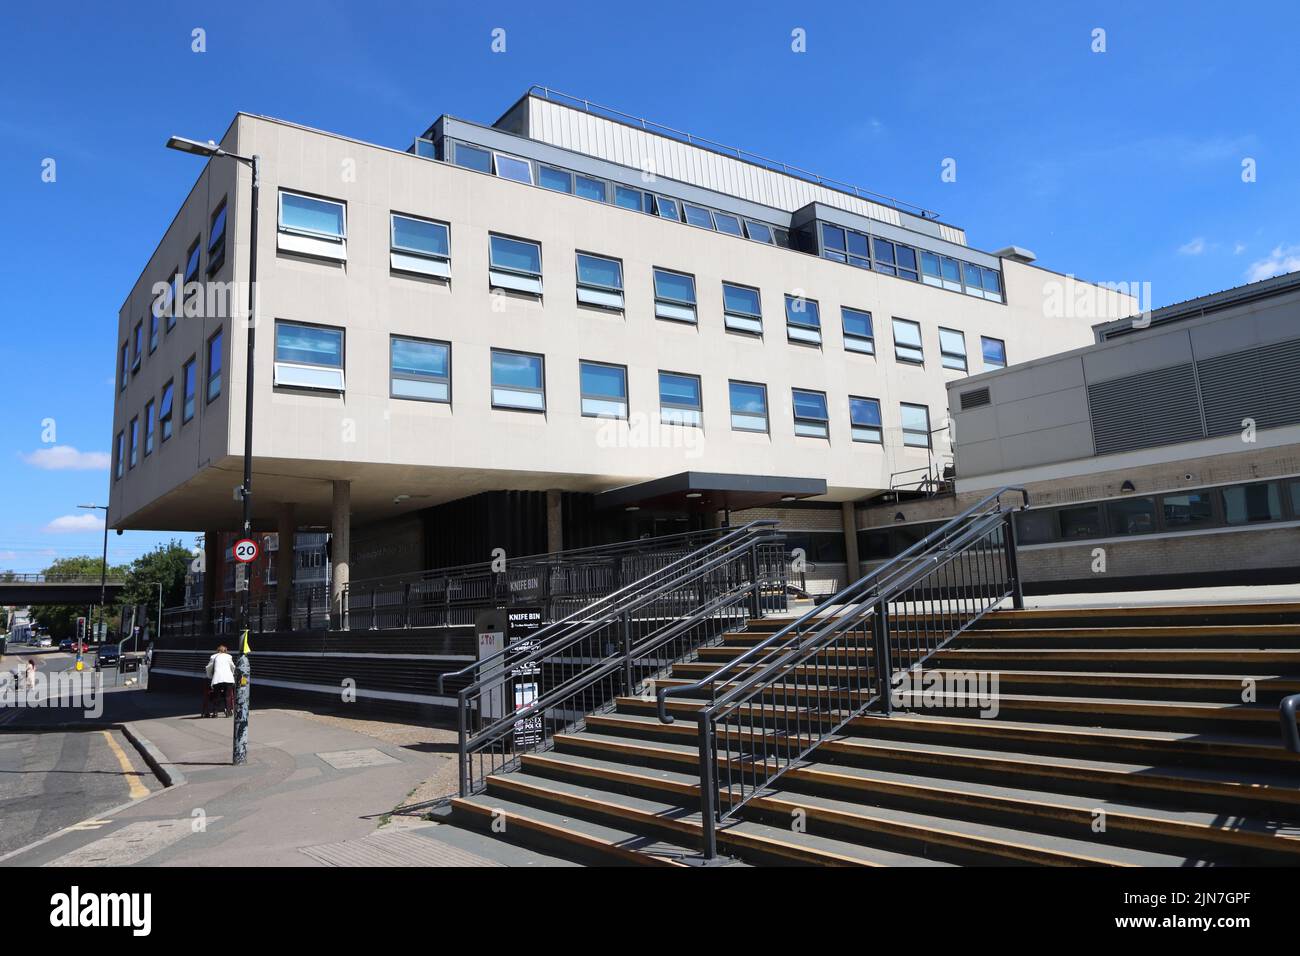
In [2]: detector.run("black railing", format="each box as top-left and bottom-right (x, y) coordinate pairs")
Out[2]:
(657, 487), (1027, 859)
(160, 528), (739, 638)
(442, 521), (788, 796)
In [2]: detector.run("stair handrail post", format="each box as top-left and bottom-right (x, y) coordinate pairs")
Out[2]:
(748, 543), (762, 618)
(872, 596), (893, 717)
(620, 610), (634, 696)
(697, 714), (718, 860)
(1002, 508), (1025, 610)
(457, 687), (470, 797)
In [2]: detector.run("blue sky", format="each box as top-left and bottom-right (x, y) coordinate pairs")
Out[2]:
(1, 1), (1296, 572)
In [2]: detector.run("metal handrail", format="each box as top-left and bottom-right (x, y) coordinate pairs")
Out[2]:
(656, 487), (1026, 723)
(0, 573), (128, 585)
(525, 86), (941, 221)
(440, 520), (777, 695)
(657, 487), (1027, 859)
(1280, 694), (1300, 753)
(449, 524), (789, 795)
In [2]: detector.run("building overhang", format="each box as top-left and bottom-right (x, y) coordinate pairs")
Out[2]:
(593, 471), (827, 514)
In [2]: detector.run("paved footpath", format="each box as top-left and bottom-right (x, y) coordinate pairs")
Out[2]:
(0, 673), (567, 867)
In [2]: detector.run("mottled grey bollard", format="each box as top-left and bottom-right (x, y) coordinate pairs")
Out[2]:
(233, 632), (250, 765)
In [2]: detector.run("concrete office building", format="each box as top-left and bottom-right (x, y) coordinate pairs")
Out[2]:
(108, 88), (1135, 614)
(859, 270), (1300, 591)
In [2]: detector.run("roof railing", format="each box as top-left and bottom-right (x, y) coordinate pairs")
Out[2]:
(525, 85), (942, 222)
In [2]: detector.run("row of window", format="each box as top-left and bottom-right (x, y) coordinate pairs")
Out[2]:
(121, 199), (228, 391)
(860, 478), (1300, 560)
(425, 136), (1006, 305)
(114, 330), (223, 479)
(270, 320), (938, 444)
(819, 224), (1003, 303)
(1013, 479), (1300, 544)
(444, 140), (792, 248)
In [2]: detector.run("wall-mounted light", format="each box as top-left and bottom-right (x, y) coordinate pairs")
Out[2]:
(1119, 480), (1135, 494)
(781, 496), (798, 502)
(393, 493), (411, 504)
(685, 492), (702, 499)
(894, 512), (906, 523)
(625, 506), (640, 512)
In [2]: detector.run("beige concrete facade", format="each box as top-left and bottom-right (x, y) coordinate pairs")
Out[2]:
(109, 109), (1135, 540)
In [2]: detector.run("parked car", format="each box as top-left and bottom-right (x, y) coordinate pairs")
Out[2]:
(94, 644), (121, 670)
(37, 637), (52, 648)
(59, 638), (74, 652)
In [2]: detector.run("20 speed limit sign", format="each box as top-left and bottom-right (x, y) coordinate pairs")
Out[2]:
(233, 538), (260, 563)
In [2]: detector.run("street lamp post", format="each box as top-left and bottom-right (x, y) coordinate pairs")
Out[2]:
(77, 503), (109, 663)
(166, 135), (260, 765)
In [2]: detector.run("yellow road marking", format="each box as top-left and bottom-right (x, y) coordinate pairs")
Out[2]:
(101, 730), (150, 800)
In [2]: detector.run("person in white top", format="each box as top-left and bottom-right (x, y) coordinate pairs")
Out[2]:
(203, 644), (236, 717)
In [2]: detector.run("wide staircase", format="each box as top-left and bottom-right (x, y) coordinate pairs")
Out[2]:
(444, 491), (1300, 866)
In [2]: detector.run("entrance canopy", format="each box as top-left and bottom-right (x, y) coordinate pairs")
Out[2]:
(594, 471), (827, 514)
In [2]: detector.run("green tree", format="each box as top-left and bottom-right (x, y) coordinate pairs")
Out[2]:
(119, 540), (193, 625)
(31, 555), (127, 638)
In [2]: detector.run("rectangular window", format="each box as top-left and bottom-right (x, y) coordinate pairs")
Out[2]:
(660, 371), (702, 427)
(939, 328), (968, 371)
(846, 230), (871, 268)
(1161, 492), (1214, 530)
(453, 142), (492, 173)
(653, 195), (680, 221)
(682, 204), (714, 229)
(981, 336), (1007, 369)
(1058, 505), (1103, 539)
(132, 322), (143, 373)
(128, 416), (139, 469)
(119, 342), (128, 391)
(1222, 482), (1283, 525)
(391, 213), (450, 278)
(539, 166), (572, 193)
(274, 321), (345, 391)
(920, 251), (943, 288)
(785, 294), (822, 345)
(842, 308), (875, 354)
(148, 312), (159, 354)
(1015, 509), (1057, 545)
(614, 185), (646, 211)
(166, 268), (179, 331)
(982, 268), (1003, 302)
(744, 220), (774, 244)
(940, 256), (963, 291)
(579, 361), (628, 419)
(895, 244), (919, 281)
(207, 198), (227, 274)
(729, 381), (769, 433)
(653, 269), (697, 323)
(963, 262), (984, 297)
(390, 336), (450, 403)
(206, 329), (223, 403)
(849, 397), (883, 443)
(873, 237), (896, 275)
(821, 224), (847, 263)
(182, 357), (196, 423)
(184, 237), (201, 287)
(114, 431), (124, 480)
(1108, 497), (1157, 535)
(574, 175), (606, 202)
(792, 389), (829, 439)
(278, 190), (347, 261)
(144, 399), (155, 457)
(722, 282), (763, 334)
(491, 349), (545, 412)
(575, 253), (624, 309)
(900, 403), (931, 448)
(493, 153), (533, 185)
(160, 380), (174, 442)
(713, 213), (744, 237)
(892, 318), (924, 364)
(488, 234), (543, 295)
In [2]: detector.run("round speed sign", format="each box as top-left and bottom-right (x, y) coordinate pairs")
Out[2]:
(233, 538), (260, 563)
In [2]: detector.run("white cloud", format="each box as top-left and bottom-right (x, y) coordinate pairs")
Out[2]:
(1233, 241), (1246, 255)
(1245, 244), (1300, 282)
(1178, 237), (1206, 256)
(18, 445), (110, 470)
(44, 514), (105, 534)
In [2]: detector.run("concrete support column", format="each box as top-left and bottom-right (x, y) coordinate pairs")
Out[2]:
(331, 480), (351, 627)
(204, 531), (222, 631)
(841, 501), (861, 583)
(276, 503), (296, 630)
(546, 489), (563, 553)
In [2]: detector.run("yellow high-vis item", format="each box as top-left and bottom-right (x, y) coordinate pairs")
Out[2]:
(241, 629), (252, 654)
